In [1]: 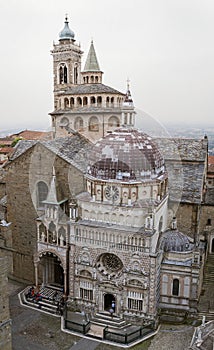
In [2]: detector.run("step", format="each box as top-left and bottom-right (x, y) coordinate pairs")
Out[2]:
(94, 312), (124, 322)
(93, 312), (125, 322)
(86, 324), (104, 339)
(24, 297), (57, 312)
(91, 313), (129, 329)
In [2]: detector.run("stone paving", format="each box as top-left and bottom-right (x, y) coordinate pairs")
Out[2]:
(69, 338), (99, 350)
(9, 279), (195, 350)
(147, 324), (194, 350)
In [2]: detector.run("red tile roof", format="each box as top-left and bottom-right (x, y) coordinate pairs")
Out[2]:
(0, 147), (13, 154)
(11, 130), (51, 140)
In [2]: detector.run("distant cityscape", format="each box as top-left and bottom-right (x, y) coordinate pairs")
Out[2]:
(1, 122), (214, 154)
(166, 124), (214, 155)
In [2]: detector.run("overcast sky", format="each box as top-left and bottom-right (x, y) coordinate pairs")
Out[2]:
(1, 0), (214, 133)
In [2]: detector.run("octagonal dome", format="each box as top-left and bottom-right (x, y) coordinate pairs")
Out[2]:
(160, 229), (194, 252)
(87, 128), (165, 182)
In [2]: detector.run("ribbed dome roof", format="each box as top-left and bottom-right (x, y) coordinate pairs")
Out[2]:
(161, 229), (193, 252)
(87, 128), (165, 182)
(59, 16), (75, 41)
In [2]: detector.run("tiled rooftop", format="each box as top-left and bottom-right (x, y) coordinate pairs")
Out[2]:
(11, 129), (52, 141)
(6, 134), (207, 204)
(55, 83), (125, 96)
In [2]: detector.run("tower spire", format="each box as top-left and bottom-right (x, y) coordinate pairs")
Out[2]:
(124, 78), (133, 106)
(82, 40), (103, 84)
(83, 40), (101, 72)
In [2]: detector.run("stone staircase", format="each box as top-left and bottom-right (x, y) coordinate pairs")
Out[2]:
(198, 254), (214, 321)
(91, 311), (129, 329)
(19, 285), (63, 316)
(87, 312), (134, 340)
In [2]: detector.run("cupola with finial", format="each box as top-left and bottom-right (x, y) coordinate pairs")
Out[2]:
(59, 14), (75, 42)
(121, 79), (135, 127)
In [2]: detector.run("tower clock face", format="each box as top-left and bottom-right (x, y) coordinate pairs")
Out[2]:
(105, 185), (119, 201)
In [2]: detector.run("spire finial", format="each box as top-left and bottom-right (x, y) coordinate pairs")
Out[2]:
(65, 13), (68, 22)
(127, 77), (130, 91)
(123, 77), (134, 107)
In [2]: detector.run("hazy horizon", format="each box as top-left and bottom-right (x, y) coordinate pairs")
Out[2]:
(1, 0), (214, 131)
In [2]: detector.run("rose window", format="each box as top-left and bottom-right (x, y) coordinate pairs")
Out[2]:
(96, 253), (123, 278)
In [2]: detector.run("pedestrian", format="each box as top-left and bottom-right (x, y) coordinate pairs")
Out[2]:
(111, 301), (115, 311)
(35, 292), (42, 303)
(109, 308), (114, 319)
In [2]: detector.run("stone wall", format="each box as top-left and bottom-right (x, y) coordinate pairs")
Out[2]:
(171, 202), (200, 240)
(5, 143), (85, 283)
(0, 257), (12, 350)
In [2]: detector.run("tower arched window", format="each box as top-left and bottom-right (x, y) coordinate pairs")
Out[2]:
(97, 96), (102, 106)
(70, 97), (74, 108)
(77, 97), (82, 106)
(172, 278), (179, 296)
(37, 181), (48, 208)
(64, 98), (69, 109)
(59, 64), (68, 84)
(83, 97), (88, 106)
(90, 96), (96, 105)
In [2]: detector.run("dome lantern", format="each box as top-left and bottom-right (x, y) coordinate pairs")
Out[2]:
(59, 15), (75, 41)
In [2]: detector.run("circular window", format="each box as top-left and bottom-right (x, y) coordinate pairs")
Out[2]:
(103, 254), (122, 271)
(105, 185), (119, 201)
(96, 253), (123, 277)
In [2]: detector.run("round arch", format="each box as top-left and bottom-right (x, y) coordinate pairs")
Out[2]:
(108, 116), (120, 128)
(89, 116), (99, 131)
(37, 251), (65, 289)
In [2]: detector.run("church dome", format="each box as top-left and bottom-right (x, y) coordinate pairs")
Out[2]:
(87, 128), (165, 182)
(160, 229), (193, 252)
(59, 16), (75, 41)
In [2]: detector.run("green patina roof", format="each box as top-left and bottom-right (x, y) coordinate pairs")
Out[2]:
(59, 16), (75, 41)
(83, 41), (101, 72)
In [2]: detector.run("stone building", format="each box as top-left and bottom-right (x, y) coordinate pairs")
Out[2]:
(0, 257), (12, 350)
(50, 16), (134, 142)
(1, 16), (212, 326)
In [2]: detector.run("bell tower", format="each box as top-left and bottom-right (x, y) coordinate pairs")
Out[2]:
(51, 16), (83, 110)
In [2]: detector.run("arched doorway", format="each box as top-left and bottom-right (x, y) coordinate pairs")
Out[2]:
(104, 293), (116, 312)
(39, 253), (64, 288)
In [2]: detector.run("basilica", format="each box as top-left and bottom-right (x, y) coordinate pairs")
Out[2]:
(1, 17), (214, 333)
